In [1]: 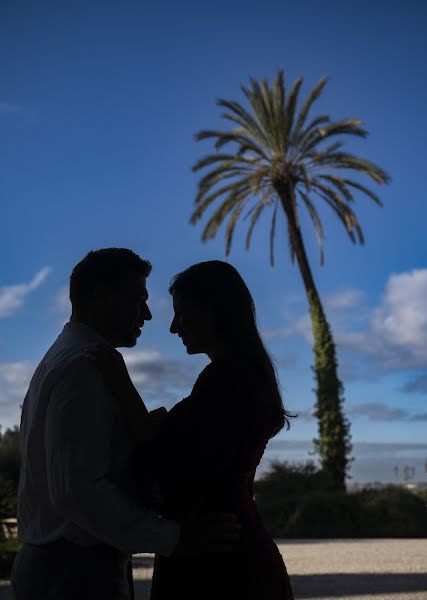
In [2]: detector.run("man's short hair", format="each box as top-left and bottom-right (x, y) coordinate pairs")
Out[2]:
(70, 248), (151, 310)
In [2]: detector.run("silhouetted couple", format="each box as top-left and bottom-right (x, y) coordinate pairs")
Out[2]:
(11, 248), (294, 599)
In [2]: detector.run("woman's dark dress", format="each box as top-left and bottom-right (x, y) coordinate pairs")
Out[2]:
(150, 357), (294, 600)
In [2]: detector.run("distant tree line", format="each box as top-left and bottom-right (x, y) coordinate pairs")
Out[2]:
(254, 460), (427, 538)
(1, 424), (427, 538)
(0, 426), (20, 520)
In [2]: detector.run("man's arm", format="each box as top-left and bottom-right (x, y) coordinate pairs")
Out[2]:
(45, 357), (180, 555)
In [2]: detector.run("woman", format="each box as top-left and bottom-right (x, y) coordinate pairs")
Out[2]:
(148, 260), (294, 599)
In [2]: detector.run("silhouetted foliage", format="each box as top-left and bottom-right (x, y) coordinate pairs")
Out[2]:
(254, 460), (333, 534)
(310, 299), (352, 491)
(0, 476), (17, 520)
(191, 70), (390, 489)
(255, 461), (427, 537)
(0, 538), (21, 577)
(0, 426), (20, 520)
(415, 486), (427, 506)
(0, 427), (20, 489)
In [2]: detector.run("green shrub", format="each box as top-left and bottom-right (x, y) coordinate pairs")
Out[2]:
(0, 476), (17, 520)
(255, 461), (427, 538)
(414, 487), (427, 506)
(284, 490), (361, 538)
(0, 427), (20, 489)
(356, 485), (427, 537)
(0, 539), (20, 579)
(255, 461), (334, 536)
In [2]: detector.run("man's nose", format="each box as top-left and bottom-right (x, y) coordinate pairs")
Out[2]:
(141, 304), (152, 321)
(170, 316), (177, 334)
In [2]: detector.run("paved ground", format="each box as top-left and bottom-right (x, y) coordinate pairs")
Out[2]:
(3, 539), (427, 599)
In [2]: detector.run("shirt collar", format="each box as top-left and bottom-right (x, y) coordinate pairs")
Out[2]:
(64, 320), (113, 347)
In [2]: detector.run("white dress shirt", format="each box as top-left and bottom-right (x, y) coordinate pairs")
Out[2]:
(17, 321), (180, 556)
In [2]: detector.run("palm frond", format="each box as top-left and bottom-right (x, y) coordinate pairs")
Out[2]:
(201, 187), (251, 241)
(217, 98), (270, 147)
(242, 79), (277, 148)
(285, 77), (303, 143)
(245, 200), (267, 249)
(193, 153), (244, 171)
(212, 131), (269, 158)
(310, 151), (390, 184)
(343, 179), (383, 206)
(287, 221), (296, 263)
(225, 200), (247, 255)
(244, 191), (275, 249)
(292, 78), (327, 142)
(195, 164), (252, 198)
(272, 69), (286, 153)
(295, 162), (313, 191)
(318, 175), (354, 202)
(312, 181), (352, 212)
(315, 189), (364, 244)
(293, 115), (331, 152)
(299, 190), (325, 265)
(191, 176), (253, 223)
(302, 119), (368, 153)
(269, 200), (279, 266)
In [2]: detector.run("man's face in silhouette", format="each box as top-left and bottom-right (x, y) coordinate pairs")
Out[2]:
(170, 294), (216, 355)
(93, 272), (152, 348)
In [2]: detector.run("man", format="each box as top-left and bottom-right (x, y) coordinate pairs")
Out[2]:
(11, 248), (240, 599)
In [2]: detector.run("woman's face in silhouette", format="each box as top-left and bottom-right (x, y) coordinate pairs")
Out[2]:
(170, 293), (219, 356)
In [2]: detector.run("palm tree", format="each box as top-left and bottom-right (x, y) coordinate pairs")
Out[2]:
(190, 70), (390, 490)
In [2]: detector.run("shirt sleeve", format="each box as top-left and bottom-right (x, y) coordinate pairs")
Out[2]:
(45, 356), (180, 555)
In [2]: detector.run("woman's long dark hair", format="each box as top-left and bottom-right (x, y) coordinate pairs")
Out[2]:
(169, 260), (292, 436)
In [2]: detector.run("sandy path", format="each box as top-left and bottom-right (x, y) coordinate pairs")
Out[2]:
(2, 539), (426, 599)
(131, 539), (427, 600)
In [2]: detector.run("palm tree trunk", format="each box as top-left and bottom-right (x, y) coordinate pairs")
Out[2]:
(275, 181), (352, 490)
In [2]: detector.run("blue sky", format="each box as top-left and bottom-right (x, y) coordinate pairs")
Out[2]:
(1, 0), (426, 482)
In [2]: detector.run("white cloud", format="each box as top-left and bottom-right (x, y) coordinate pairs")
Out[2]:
(325, 289), (365, 310)
(371, 269), (427, 357)
(286, 401), (427, 423)
(0, 362), (34, 396)
(265, 268), (427, 372)
(345, 402), (408, 421)
(122, 348), (206, 407)
(0, 361), (34, 427)
(54, 285), (71, 314)
(0, 267), (51, 318)
(0, 102), (23, 116)
(335, 270), (427, 369)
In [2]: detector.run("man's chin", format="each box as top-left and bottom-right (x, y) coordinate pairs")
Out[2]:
(116, 336), (138, 349)
(185, 345), (201, 355)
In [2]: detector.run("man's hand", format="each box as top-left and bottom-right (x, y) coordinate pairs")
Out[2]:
(172, 513), (242, 557)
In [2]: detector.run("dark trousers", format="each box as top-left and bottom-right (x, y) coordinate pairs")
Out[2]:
(10, 539), (134, 600)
